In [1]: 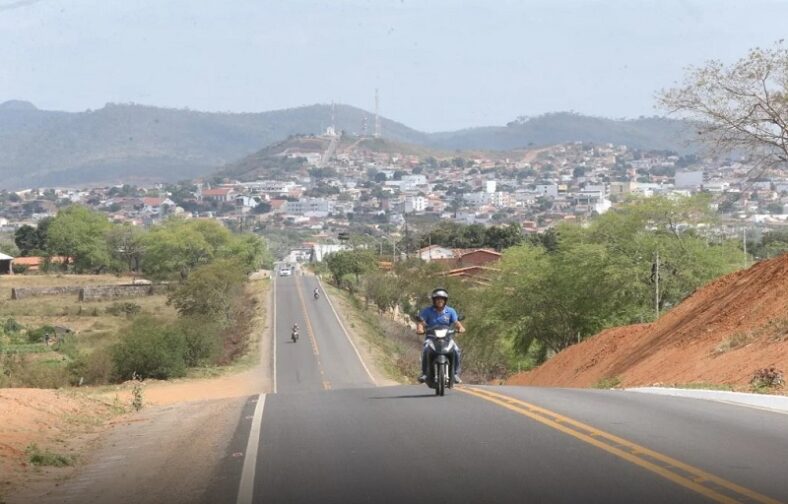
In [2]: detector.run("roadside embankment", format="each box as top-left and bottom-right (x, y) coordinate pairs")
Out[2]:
(508, 254), (788, 393)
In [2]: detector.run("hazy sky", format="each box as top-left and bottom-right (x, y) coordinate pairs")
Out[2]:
(1, 0), (786, 131)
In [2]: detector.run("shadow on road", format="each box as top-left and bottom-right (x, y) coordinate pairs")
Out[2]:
(369, 394), (436, 400)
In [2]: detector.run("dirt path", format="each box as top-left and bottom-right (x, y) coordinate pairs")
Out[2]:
(1, 278), (274, 503)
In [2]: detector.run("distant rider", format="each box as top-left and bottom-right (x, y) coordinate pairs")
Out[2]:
(314, 287), (320, 299)
(416, 288), (465, 384)
(292, 323), (299, 337)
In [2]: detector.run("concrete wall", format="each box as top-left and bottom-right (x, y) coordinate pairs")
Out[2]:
(79, 284), (154, 302)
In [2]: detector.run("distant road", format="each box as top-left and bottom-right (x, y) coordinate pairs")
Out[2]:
(222, 274), (788, 504)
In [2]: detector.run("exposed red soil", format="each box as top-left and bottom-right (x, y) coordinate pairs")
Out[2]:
(508, 254), (788, 390)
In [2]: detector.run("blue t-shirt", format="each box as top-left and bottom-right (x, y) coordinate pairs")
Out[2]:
(419, 306), (458, 328)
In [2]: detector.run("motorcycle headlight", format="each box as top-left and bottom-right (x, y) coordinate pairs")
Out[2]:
(434, 329), (449, 338)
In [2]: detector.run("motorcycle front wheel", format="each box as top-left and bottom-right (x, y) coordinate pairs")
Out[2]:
(436, 362), (446, 396)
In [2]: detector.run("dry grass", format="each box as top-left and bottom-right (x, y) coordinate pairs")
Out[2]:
(1, 275), (175, 388)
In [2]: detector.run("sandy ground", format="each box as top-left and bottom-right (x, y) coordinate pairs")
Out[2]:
(508, 254), (788, 391)
(0, 278), (274, 503)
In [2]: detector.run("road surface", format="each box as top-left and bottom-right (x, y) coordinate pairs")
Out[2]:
(20, 272), (788, 504)
(219, 273), (788, 504)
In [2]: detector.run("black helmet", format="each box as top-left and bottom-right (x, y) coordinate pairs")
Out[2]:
(431, 288), (449, 301)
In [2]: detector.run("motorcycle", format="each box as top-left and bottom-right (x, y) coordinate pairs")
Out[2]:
(291, 330), (299, 343)
(314, 291), (320, 300)
(423, 322), (461, 396)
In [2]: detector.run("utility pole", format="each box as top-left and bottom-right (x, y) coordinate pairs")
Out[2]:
(742, 228), (748, 269)
(654, 250), (660, 320)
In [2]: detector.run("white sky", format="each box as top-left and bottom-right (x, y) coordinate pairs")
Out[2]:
(1, 0), (786, 131)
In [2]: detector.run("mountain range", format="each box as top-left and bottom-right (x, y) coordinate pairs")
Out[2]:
(0, 100), (697, 188)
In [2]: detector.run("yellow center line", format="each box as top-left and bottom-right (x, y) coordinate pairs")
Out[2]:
(459, 386), (781, 504)
(294, 276), (330, 390)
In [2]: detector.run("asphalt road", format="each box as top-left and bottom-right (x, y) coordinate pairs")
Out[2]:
(224, 273), (788, 504)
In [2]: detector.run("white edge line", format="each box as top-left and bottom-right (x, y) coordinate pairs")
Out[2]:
(316, 276), (377, 386)
(272, 277), (277, 394)
(236, 393), (266, 504)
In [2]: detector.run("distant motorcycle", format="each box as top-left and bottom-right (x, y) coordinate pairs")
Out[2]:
(314, 290), (320, 300)
(423, 322), (461, 396)
(291, 330), (299, 343)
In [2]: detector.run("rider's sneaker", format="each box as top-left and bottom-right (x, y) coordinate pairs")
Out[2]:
(453, 375), (462, 384)
(417, 374), (427, 383)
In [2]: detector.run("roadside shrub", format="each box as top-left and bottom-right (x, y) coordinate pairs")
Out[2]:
(4, 357), (70, 388)
(176, 316), (221, 367)
(105, 302), (142, 318)
(751, 367), (784, 391)
(27, 325), (55, 343)
(111, 316), (186, 381)
(67, 348), (114, 385)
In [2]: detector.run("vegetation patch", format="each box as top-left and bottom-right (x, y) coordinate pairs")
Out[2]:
(592, 376), (622, 389)
(25, 443), (76, 467)
(750, 367), (784, 393)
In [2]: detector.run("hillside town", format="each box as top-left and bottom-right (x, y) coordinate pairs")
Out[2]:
(2, 135), (787, 250)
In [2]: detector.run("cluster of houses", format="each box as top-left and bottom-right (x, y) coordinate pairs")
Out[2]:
(1, 134), (787, 274)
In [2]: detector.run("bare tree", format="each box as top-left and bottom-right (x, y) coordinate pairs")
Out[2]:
(659, 41), (788, 174)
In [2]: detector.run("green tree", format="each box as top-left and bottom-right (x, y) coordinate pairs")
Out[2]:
(14, 225), (39, 256)
(47, 205), (112, 273)
(484, 223), (523, 251)
(325, 250), (377, 286)
(168, 259), (247, 325)
(107, 224), (146, 274)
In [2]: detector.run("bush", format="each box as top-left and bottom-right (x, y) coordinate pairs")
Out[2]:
(67, 348), (114, 385)
(111, 316), (187, 381)
(751, 367), (784, 391)
(11, 263), (28, 274)
(176, 316), (221, 367)
(105, 302), (142, 318)
(27, 325), (55, 343)
(4, 318), (22, 334)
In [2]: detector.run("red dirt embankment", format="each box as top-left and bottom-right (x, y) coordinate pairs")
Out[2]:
(508, 254), (788, 389)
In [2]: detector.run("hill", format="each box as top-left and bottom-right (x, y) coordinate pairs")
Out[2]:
(507, 254), (788, 390)
(0, 100), (699, 188)
(0, 102), (426, 188)
(429, 113), (696, 153)
(215, 134), (455, 181)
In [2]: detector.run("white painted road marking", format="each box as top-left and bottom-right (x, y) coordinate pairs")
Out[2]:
(316, 276), (377, 385)
(237, 393), (266, 504)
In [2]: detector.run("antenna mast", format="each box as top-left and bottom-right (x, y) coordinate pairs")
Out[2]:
(374, 88), (381, 138)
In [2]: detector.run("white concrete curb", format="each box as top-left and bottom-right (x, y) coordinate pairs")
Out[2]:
(626, 387), (788, 414)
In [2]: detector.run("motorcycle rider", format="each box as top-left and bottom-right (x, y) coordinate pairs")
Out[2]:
(416, 288), (464, 384)
(291, 323), (299, 338)
(314, 287), (320, 299)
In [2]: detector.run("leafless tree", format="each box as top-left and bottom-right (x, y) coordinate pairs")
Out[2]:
(659, 41), (788, 176)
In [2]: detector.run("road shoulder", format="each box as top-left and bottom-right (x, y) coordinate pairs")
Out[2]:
(317, 279), (401, 386)
(626, 387), (788, 414)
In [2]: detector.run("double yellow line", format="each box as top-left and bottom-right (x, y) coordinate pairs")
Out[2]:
(460, 387), (781, 504)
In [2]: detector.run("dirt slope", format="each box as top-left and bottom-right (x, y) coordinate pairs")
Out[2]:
(508, 254), (788, 389)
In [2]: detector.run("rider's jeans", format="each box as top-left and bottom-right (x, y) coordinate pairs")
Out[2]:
(421, 338), (462, 377)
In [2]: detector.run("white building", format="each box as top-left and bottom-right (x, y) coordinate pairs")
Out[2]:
(485, 180), (497, 194)
(284, 198), (334, 216)
(404, 195), (427, 213)
(535, 184), (559, 198)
